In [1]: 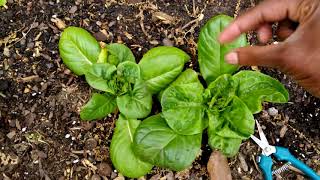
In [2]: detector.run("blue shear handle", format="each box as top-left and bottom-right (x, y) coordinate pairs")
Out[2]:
(258, 155), (273, 180)
(274, 146), (320, 180)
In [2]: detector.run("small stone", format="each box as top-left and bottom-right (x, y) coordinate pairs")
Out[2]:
(69, 6), (77, 14)
(81, 121), (94, 130)
(149, 40), (159, 45)
(267, 107), (278, 117)
(108, 21), (116, 27)
(166, 171), (174, 180)
(93, 31), (108, 41)
(24, 87), (31, 93)
(27, 42), (35, 49)
(96, 21), (102, 26)
(64, 69), (71, 75)
(6, 131), (16, 139)
(85, 138), (97, 150)
(162, 38), (174, 46)
(65, 134), (71, 138)
(91, 174), (101, 180)
(97, 162), (112, 177)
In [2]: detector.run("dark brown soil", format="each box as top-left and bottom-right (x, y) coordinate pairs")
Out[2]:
(0, 0), (319, 179)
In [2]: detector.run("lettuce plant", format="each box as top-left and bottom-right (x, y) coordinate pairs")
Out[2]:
(59, 27), (188, 121)
(58, 26), (190, 178)
(132, 14), (289, 173)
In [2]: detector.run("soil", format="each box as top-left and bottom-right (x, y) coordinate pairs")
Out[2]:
(0, 0), (319, 180)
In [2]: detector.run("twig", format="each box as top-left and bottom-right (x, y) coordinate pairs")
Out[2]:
(181, 13), (204, 30)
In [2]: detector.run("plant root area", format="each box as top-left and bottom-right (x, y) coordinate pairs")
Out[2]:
(0, 0), (319, 179)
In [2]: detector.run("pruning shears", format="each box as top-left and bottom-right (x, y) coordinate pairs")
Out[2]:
(250, 120), (320, 180)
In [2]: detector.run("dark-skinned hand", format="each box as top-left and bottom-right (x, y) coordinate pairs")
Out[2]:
(219, 0), (320, 97)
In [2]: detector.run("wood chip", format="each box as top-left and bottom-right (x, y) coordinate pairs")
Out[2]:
(3, 47), (10, 57)
(20, 75), (39, 82)
(153, 11), (176, 24)
(124, 32), (133, 40)
(51, 17), (66, 30)
(238, 153), (248, 172)
(280, 125), (288, 138)
(207, 151), (232, 180)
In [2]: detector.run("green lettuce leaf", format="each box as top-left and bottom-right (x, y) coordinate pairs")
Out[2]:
(207, 96), (255, 156)
(139, 46), (190, 94)
(80, 93), (117, 121)
(133, 114), (202, 171)
(107, 43), (135, 66)
(117, 81), (152, 119)
(85, 63), (118, 94)
(161, 71), (206, 135)
(117, 61), (140, 84)
(198, 15), (247, 84)
(59, 27), (101, 75)
(233, 70), (289, 114)
(110, 115), (153, 178)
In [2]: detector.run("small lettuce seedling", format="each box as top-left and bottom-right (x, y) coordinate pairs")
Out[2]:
(132, 14), (289, 172)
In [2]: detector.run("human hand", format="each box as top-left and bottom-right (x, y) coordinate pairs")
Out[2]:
(219, 0), (320, 97)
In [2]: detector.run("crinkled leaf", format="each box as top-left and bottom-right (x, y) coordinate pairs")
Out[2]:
(59, 27), (101, 75)
(110, 115), (153, 178)
(117, 61), (140, 84)
(207, 96), (255, 156)
(85, 63), (118, 94)
(158, 69), (198, 100)
(139, 46), (190, 94)
(107, 43), (135, 66)
(208, 134), (242, 157)
(117, 81), (152, 119)
(204, 74), (238, 111)
(80, 93), (117, 121)
(161, 74), (206, 135)
(133, 114), (202, 171)
(198, 15), (247, 84)
(233, 71), (289, 114)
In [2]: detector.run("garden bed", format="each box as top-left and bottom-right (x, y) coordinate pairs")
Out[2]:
(0, 0), (319, 179)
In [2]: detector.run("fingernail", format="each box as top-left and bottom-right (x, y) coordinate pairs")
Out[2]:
(225, 52), (238, 64)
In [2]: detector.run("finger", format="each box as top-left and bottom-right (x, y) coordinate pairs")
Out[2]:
(277, 20), (296, 40)
(225, 44), (286, 68)
(257, 23), (272, 43)
(219, 0), (302, 43)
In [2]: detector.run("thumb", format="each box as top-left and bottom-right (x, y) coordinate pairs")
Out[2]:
(225, 44), (287, 68)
